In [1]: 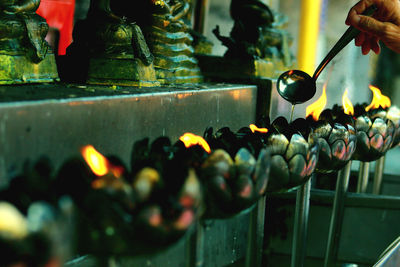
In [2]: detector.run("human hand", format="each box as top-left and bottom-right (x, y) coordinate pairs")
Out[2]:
(346, 0), (400, 54)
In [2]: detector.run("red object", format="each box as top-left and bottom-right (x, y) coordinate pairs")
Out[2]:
(36, 0), (75, 55)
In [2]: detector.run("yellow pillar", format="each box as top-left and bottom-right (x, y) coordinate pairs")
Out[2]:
(297, 0), (323, 76)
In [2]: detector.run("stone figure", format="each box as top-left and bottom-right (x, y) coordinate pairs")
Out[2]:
(109, 0), (203, 84)
(213, 0), (292, 67)
(73, 0), (153, 64)
(66, 0), (158, 85)
(143, 0), (202, 83)
(0, 0), (49, 63)
(0, 0), (58, 84)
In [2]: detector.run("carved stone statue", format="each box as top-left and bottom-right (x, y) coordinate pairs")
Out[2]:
(213, 0), (293, 68)
(144, 0), (203, 84)
(0, 0), (48, 62)
(0, 0), (58, 84)
(66, 0), (158, 86)
(109, 0), (203, 84)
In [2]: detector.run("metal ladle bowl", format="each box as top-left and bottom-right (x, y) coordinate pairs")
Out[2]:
(277, 5), (377, 105)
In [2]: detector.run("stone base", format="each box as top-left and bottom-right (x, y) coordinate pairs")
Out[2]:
(0, 52), (59, 84)
(87, 56), (160, 87)
(196, 55), (295, 81)
(155, 68), (203, 85)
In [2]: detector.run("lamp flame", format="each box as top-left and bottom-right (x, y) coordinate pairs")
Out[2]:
(179, 133), (211, 153)
(342, 89), (354, 115)
(365, 85), (391, 111)
(249, 124), (268, 134)
(306, 83), (327, 121)
(81, 145), (123, 178)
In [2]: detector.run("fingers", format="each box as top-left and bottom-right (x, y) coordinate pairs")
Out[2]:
(350, 0), (380, 14)
(356, 33), (381, 54)
(346, 0), (385, 26)
(346, 0), (375, 25)
(355, 32), (365, 46)
(347, 0), (400, 54)
(357, 16), (387, 37)
(361, 37), (371, 54)
(370, 36), (381, 54)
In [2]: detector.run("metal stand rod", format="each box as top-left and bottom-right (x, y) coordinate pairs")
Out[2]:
(193, 0), (210, 35)
(372, 156), (386, 195)
(187, 220), (205, 267)
(323, 161), (352, 267)
(291, 177), (312, 267)
(357, 161), (370, 193)
(245, 195), (267, 267)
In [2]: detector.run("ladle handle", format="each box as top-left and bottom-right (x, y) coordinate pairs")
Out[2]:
(312, 4), (377, 80)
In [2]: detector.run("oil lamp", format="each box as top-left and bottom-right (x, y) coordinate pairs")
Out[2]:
(202, 128), (270, 217)
(364, 86), (400, 148)
(261, 117), (319, 192)
(128, 136), (202, 253)
(56, 137), (204, 256)
(308, 88), (359, 266)
(259, 115), (318, 267)
(351, 86), (397, 195)
(72, 145), (136, 255)
(0, 201), (62, 267)
(352, 86), (395, 162)
(201, 147), (270, 217)
(0, 157), (54, 214)
(305, 87), (357, 173)
(386, 106), (400, 147)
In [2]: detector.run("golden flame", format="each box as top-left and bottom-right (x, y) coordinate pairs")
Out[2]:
(342, 89), (354, 115)
(81, 145), (109, 176)
(81, 145), (123, 178)
(365, 85), (391, 111)
(306, 83), (327, 121)
(179, 133), (211, 153)
(249, 124), (268, 133)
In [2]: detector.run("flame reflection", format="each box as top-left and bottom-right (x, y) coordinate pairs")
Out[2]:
(365, 85), (391, 111)
(306, 83), (327, 121)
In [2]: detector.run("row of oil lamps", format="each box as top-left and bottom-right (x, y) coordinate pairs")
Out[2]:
(1, 85), (399, 265)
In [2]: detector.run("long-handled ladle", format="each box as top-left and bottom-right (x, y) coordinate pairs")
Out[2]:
(277, 4), (377, 107)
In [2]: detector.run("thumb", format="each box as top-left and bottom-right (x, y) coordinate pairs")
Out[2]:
(357, 15), (387, 38)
